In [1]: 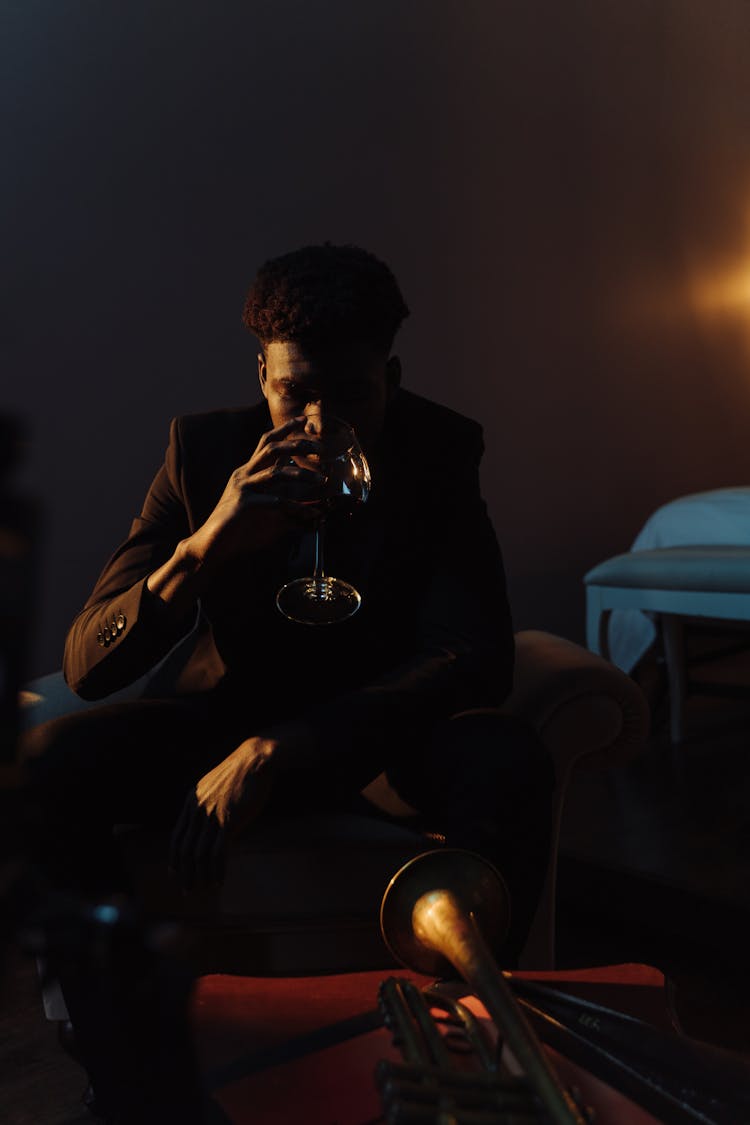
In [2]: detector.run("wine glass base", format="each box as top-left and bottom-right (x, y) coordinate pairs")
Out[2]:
(276, 577), (362, 625)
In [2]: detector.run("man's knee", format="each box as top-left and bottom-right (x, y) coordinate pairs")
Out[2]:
(20, 714), (76, 780)
(386, 709), (555, 816)
(438, 710), (555, 796)
(18, 709), (116, 810)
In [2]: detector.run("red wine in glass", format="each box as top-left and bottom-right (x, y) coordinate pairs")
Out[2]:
(276, 418), (371, 625)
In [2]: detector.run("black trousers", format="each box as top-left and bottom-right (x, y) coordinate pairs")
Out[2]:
(21, 696), (554, 966)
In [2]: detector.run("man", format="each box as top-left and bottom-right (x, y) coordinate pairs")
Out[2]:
(25, 243), (553, 964)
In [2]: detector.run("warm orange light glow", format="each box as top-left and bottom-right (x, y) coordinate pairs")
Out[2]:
(687, 201), (750, 333)
(614, 198), (750, 374)
(692, 262), (750, 314)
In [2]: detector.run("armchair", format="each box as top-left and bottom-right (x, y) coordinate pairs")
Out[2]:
(20, 628), (648, 993)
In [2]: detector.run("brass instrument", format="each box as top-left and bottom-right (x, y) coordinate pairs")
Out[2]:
(379, 849), (588, 1125)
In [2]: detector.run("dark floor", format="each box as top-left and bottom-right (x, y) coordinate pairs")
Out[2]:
(2, 686), (750, 1123)
(556, 689), (750, 1053)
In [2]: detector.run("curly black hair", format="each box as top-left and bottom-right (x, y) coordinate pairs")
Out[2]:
(242, 243), (410, 353)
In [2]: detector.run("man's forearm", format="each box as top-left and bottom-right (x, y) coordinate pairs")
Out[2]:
(63, 575), (198, 699)
(145, 537), (208, 620)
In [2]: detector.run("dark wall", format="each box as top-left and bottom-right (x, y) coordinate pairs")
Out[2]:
(5, 0), (750, 677)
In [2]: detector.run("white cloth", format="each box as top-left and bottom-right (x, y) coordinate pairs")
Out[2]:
(608, 488), (750, 672)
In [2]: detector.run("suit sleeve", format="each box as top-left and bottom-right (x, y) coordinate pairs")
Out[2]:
(63, 419), (198, 699)
(298, 422), (515, 780)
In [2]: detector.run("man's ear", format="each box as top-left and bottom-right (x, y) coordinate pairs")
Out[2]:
(257, 352), (268, 399)
(385, 355), (401, 399)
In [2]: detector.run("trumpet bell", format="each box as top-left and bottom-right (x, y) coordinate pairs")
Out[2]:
(379, 848), (511, 976)
(378, 848), (588, 1124)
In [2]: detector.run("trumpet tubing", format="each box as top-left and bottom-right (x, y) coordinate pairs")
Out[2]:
(380, 849), (587, 1125)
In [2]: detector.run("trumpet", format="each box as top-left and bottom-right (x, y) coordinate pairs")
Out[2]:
(378, 848), (588, 1125)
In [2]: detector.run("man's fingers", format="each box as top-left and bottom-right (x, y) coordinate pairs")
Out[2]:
(254, 416), (316, 458)
(175, 801), (203, 891)
(168, 794), (193, 875)
(250, 463), (323, 502)
(210, 827), (227, 888)
(251, 436), (323, 476)
(258, 415), (308, 444)
(170, 793), (227, 892)
(193, 818), (223, 889)
(253, 462), (321, 485)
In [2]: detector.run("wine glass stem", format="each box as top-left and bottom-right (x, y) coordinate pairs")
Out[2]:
(313, 518), (327, 589)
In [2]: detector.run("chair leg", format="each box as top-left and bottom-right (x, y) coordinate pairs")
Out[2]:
(598, 609), (613, 660)
(661, 615), (686, 744)
(518, 778), (569, 971)
(38, 958), (70, 1021)
(517, 861), (556, 970)
(586, 589), (611, 658)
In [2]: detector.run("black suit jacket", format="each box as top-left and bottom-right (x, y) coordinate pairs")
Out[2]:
(63, 389), (514, 769)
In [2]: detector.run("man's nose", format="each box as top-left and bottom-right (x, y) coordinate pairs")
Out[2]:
(303, 401), (329, 436)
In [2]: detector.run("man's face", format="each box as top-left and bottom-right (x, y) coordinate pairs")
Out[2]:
(258, 340), (400, 456)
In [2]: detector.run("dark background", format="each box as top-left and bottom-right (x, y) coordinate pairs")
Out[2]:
(4, 0), (750, 678)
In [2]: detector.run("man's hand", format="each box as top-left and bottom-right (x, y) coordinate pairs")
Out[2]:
(187, 416), (323, 567)
(168, 722), (313, 891)
(147, 416), (322, 614)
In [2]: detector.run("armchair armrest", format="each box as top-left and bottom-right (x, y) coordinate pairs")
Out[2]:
(504, 630), (650, 777)
(18, 625), (202, 730)
(505, 630), (649, 969)
(19, 670), (151, 730)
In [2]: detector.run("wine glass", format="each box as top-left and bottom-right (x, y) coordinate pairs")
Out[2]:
(276, 416), (371, 624)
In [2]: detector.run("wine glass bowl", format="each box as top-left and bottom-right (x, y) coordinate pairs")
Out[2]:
(276, 417), (371, 625)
